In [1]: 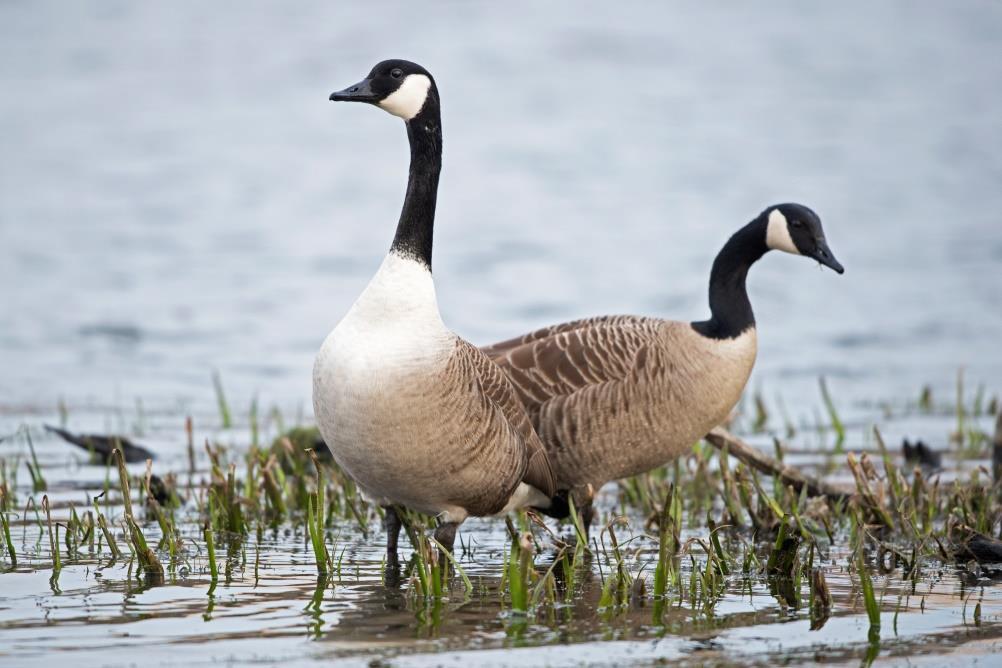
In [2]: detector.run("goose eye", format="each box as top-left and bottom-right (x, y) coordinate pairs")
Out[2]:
(390, 68), (403, 79)
(791, 220), (803, 228)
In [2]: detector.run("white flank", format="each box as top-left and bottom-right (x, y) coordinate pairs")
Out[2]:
(497, 483), (551, 516)
(379, 74), (432, 120)
(765, 208), (800, 255)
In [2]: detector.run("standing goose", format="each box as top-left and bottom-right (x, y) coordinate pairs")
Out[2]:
(313, 60), (556, 553)
(482, 204), (844, 528)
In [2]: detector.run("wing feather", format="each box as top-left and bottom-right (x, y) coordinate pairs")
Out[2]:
(455, 341), (557, 498)
(484, 316), (663, 415)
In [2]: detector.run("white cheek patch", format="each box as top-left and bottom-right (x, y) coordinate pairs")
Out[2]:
(379, 74), (432, 120)
(765, 209), (800, 255)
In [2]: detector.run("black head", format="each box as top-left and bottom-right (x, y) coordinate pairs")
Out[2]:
(329, 59), (438, 121)
(762, 203), (844, 274)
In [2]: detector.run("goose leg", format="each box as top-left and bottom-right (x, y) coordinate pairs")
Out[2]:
(383, 505), (402, 555)
(433, 521), (459, 555)
(383, 553), (403, 587)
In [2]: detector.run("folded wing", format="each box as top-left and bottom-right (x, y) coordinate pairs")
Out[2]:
(483, 315), (663, 413)
(455, 340), (557, 498)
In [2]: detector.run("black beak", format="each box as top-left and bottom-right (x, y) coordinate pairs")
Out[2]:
(329, 79), (378, 103)
(809, 238), (845, 274)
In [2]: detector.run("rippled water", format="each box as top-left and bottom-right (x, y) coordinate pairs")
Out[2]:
(1, 1), (1001, 426)
(2, 401), (1002, 666)
(2, 2), (1002, 665)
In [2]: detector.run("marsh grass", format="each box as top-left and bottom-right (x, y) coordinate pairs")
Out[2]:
(23, 427), (46, 493)
(431, 535), (473, 595)
(0, 510), (14, 567)
(506, 530), (534, 614)
(4, 372), (1000, 660)
(653, 484), (681, 601)
(306, 450), (332, 574)
(854, 513), (882, 643)
(41, 494), (59, 572)
(113, 448), (163, 579)
(211, 371), (232, 429)
(185, 416), (195, 474)
(808, 551), (833, 629)
(92, 494), (121, 559)
(204, 522), (219, 583)
(0, 481), (14, 567)
(395, 510), (446, 600)
(819, 377), (846, 452)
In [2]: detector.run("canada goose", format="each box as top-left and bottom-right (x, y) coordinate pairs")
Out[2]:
(313, 60), (556, 554)
(483, 203), (843, 528)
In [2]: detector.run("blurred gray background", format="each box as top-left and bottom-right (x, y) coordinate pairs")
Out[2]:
(1, 1), (1000, 420)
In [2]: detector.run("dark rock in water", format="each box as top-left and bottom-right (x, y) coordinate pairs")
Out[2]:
(952, 525), (1002, 563)
(147, 473), (171, 506)
(767, 536), (801, 578)
(45, 425), (155, 463)
(902, 438), (942, 471)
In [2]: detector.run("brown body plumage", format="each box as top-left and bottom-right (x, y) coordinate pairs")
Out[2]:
(483, 203), (844, 523)
(483, 315), (756, 497)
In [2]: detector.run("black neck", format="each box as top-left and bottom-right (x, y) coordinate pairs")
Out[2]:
(691, 216), (769, 340)
(389, 99), (442, 269)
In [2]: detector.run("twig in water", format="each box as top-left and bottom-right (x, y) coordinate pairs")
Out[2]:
(705, 428), (849, 501)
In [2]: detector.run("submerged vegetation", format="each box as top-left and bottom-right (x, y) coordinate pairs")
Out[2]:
(1, 375), (1001, 664)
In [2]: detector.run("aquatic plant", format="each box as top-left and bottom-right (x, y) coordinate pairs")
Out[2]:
(3, 373), (1001, 662)
(113, 448), (163, 579)
(306, 450), (333, 575)
(211, 370), (232, 429)
(819, 377), (845, 451)
(23, 428), (46, 493)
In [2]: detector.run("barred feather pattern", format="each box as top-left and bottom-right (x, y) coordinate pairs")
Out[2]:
(483, 315), (757, 493)
(315, 335), (554, 520)
(453, 342), (556, 497)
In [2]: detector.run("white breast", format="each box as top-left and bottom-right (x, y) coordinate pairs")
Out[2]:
(323, 252), (451, 361)
(314, 252), (452, 401)
(312, 252), (454, 503)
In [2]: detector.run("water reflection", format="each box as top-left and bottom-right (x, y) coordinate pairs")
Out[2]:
(4, 517), (1002, 665)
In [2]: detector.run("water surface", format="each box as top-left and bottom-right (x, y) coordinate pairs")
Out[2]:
(1, 3), (1002, 665)
(1, 1), (1000, 423)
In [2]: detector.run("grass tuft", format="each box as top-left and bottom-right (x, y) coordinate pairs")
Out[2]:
(306, 450), (332, 574)
(113, 448), (164, 579)
(212, 371), (233, 429)
(819, 377), (845, 452)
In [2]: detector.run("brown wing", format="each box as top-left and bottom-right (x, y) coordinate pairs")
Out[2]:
(481, 315), (644, 357)
(482, 315), (663, 413)
(455, 340), (557, 498)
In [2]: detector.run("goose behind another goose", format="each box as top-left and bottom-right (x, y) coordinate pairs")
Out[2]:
(312, 60), (555, 554)
(483, 204), (844, 527)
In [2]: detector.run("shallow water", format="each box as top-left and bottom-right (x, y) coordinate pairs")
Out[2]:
(2, 402), (1002, 666)
(1, 1), (1001, 426)
(2, 2), (1002, 665)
